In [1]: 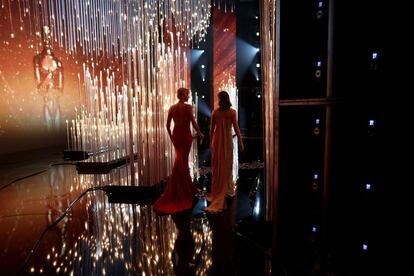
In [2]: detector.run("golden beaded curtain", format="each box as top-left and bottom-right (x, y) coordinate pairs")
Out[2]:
(3, 0), (212, 186)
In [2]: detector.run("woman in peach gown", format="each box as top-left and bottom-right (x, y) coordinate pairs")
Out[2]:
(204, 91), (244, 213)
(153, 88), (204, 215)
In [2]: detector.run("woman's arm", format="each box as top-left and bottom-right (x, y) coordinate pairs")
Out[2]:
(189, 105), (204, 140)
(166, 106), (173, 141)
(231, 110), (244, 151)
(210, 111), (216, 148)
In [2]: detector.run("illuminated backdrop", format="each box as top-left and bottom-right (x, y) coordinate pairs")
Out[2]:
(1, 0), (212, 187)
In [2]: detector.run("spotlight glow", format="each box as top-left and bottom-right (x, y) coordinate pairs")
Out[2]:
(253, 198), (260, 216)
(237, 39), (261, 80)
(197, 99), (212, 117)
(190, 49), (205, 68)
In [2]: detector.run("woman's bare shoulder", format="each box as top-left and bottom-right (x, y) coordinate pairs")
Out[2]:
(227, 108), (236, 116)
(212, 108), (220, 116)
(183, 103), (194, 112)
(168, 104), (177, 112)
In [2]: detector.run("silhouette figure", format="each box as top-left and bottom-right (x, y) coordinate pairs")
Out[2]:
(153, 88), (204, 214)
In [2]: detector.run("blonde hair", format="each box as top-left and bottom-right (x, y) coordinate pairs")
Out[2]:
(177, 87), (189, 100)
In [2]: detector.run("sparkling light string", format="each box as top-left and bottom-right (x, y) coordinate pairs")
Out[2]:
(26, 0), (212, 58)
(25, 0), (210, 186)
(3, 1), (211, 186)
(213, 0), (235, 13)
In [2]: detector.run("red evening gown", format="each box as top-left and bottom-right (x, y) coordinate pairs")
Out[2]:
(153, 125), (197, 215)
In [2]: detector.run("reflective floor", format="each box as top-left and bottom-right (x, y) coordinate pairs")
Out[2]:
(0, 148), (269, 275)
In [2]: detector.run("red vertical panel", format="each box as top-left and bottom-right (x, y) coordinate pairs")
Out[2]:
(213, 7), (236, 109)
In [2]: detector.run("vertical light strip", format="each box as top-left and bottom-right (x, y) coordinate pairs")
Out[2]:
(261, 0), (279, 273)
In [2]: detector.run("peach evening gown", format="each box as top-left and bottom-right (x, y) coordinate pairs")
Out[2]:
(204, 108), (237, 213)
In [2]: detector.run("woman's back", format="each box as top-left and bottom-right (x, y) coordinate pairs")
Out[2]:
(170, 102), (192, 131)
(212, 108), (235, 140)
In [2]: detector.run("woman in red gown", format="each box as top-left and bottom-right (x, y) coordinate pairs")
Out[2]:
(153, 88), (204, 215)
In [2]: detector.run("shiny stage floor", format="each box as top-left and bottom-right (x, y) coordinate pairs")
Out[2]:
(0, 148), (270, 275)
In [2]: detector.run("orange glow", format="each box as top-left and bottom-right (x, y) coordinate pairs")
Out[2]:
(0, 8), (82, 153)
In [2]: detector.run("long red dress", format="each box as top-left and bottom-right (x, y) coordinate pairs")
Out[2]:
(153, 103), (197, 215)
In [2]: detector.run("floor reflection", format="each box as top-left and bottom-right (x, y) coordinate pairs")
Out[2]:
(0, 158), (268, 275)
(171, 209), (196, 275)
(207, 197), (237, 276)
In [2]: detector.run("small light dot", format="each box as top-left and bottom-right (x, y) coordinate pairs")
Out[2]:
(362, 243), (368, 251)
